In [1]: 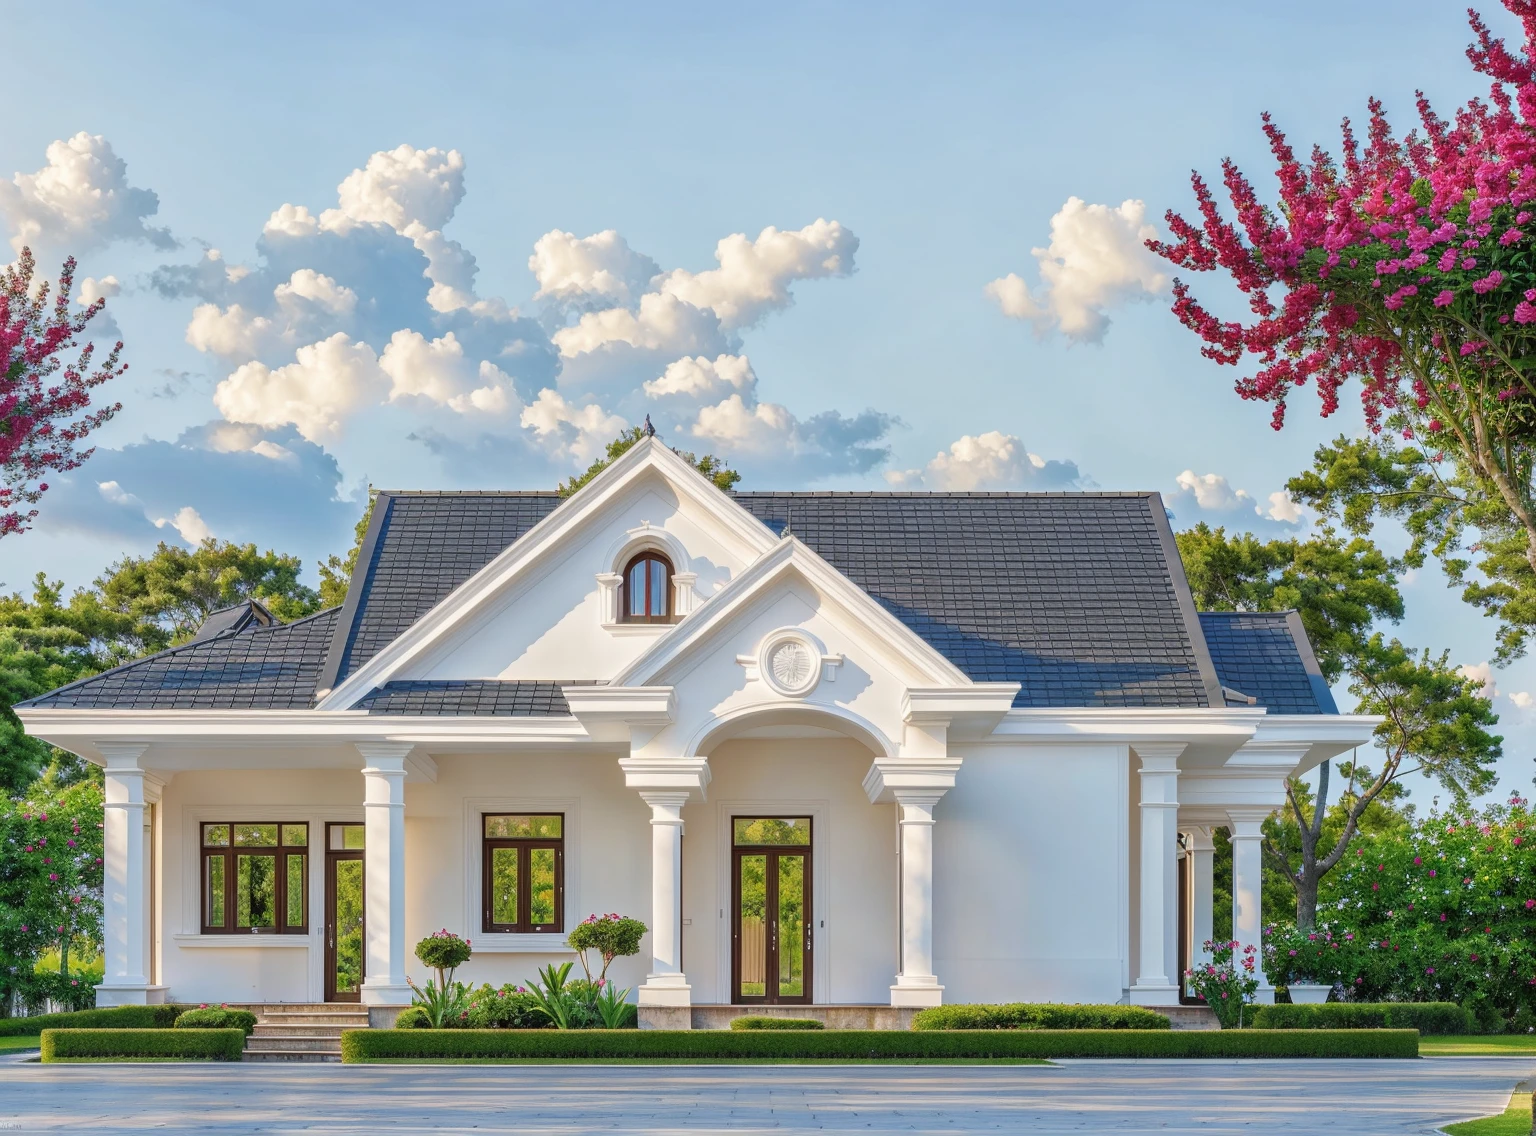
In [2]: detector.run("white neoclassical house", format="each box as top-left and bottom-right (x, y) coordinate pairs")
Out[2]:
(17, 438), (1374, 1025)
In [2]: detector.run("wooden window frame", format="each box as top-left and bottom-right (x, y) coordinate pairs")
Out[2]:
(480, 814), (565, 934)
(200, 822), (308, 935)
(730, 816), (813, 1006)
(620, 552), (674, 623)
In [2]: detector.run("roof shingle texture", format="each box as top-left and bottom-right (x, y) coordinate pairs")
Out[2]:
(736, 493), (1212, 709)
(18, 608), (339, 710)
(1199, 611), (1338, 715)
(335, 492), (562, 681)
(352, 679), (594, 716)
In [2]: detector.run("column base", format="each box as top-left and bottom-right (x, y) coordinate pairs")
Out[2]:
(1127, 983), (1182, 1007)
(95, 982), (167, 1007)
(360, 981), (413, 1006)
(890, 977), (944, 1008)
(638, 1006), (693, 1030)
(1254, 982), (1276, 1005)
(637, 977), (692, 1007)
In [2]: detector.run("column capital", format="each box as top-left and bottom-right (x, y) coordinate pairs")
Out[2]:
(620, 755), (710, 801)
(1227, 807), (1272, 835)
(97, 742), (149, 770)
(1132, 742), (1187, 770)
(1183, 826), (1216, 853)
(863, 756), (961, 804)
(355, 741), (415, 770)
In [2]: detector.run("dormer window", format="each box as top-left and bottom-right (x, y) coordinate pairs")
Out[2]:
(622, 552), (674, 623)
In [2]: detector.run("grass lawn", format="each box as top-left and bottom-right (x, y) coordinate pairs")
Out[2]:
(1421, 1035), (1536, 1056)
(366, 1057), (1052, 1065)
(0, 1035), (41, 1053)
(1443, 1086), (1532, 1136)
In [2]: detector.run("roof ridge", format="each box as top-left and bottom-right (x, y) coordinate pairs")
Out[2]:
(14, 606), (341, 708)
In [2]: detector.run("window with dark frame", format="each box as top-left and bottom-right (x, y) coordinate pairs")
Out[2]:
(621, 552), (673, 623)
(481, 814), (564, 933)
(201, 822), (308, 934)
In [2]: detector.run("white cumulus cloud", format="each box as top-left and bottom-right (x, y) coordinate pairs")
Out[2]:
(185, 303), (284, 358)
(520, 388), (626, 463)
(1264, 490), (1304, 525)
(885, 431), (1081, 491)
(275, 269), (357, 316)
(643, 353), (757, 402)
(985, 197), (1165, 344)
(1458, 662), (1498, 700)
(213, 333), (386, 442)
(0, 132), (173, 255)
(154, 505), (212, 545)
(78, 275), (120, 305)
(553, 291), (726, 358)
(1175, 470), (1254, 511)
(379, 329), (520, 415)
(530, 229), (659, 306)
(1509, 691), (1533, 710)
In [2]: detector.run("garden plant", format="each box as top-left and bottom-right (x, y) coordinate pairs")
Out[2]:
(1185, 940), (1262, 1028)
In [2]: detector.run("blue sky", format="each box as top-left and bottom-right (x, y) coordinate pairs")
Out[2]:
(1, 0), (1530, 799)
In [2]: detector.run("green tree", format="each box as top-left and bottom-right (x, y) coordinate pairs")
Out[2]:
(95, 539), (320, 643)
(558, 426), (741, 498)
(1177, 525), (1501, 929)
(318, 494), (375, 609)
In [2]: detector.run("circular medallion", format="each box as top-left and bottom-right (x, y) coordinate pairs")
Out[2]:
(758, 629), (822, 698)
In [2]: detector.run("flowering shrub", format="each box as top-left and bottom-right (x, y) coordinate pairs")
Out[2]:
(1185, 940), (1261, 1028)
(1309, 794), (1536, 1031)
(567, 913), (647, 983)
(463, 983), (552, 1030)
(414, 929), (472, 990)
(1264, 922), (1352, 988)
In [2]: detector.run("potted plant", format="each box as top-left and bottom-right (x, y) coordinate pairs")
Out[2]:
(1264, 923), (1345, 1004)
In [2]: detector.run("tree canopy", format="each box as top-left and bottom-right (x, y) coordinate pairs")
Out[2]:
(558, 426), (741, 498)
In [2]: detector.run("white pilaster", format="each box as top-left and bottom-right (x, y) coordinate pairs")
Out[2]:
(1130, 743), (1183, 1006)
(1185, 826), (1216, 973)
(637, 791), (690, 1006)
(97, 744), (152, 1006)
(619, 755), (709, 1013)
(1227, 809), (1273, 1003)
(891, 791), (945, 1007)
(358, 742), (412, 1005)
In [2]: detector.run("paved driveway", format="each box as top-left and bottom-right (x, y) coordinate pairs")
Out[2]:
(0, 1057), (1530, 1134)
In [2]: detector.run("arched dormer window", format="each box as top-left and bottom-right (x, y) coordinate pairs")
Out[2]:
(622, 552), (674, 623)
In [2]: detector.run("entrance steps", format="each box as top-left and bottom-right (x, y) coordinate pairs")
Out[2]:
(236, 1003), (369, 1061)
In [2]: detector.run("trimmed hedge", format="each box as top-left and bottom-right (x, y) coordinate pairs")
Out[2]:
(174, 1008), (257, 1036)
(0, 1005), (189, 1036)
(1252, 1002), (1472, 1035)
(341, 1027), (1418, 1062)
(911, 1004), (1170, 1031)
(41, 1028), (245, 1062)
(731, 1017), (824, 1031)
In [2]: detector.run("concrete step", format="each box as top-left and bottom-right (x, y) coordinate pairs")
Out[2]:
(250, 1023), (348, 1038)
(245, 1034), (348, 1053)
(243, 1050), (342, 1063)
(258, 1012), (368, 1026)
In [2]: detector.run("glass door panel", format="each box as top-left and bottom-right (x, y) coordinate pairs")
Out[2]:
(738, 854), (767, 998)
(776, 854), (806, 1000)
(326, 822), (365, 1002)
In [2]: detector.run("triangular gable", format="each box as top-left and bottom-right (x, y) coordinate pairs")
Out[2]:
(612, 535), (973, 690)
(316, 438), (781, 711)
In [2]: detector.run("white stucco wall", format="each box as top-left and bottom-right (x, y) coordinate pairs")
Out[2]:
(933, 743), (1129, 1004)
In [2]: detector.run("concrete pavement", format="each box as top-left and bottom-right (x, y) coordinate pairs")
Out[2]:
(0, 1056), (1530, 1133)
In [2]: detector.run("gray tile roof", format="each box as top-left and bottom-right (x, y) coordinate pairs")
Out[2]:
(320, 491), (562, 687)
(1198, 611), (1338, 715)
(351, 679), (596, 716)
(17, 608), (340, 710)
(736, 493), (1222, 709)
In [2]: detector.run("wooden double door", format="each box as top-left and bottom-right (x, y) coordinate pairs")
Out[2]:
(730, 817), (812, 1005)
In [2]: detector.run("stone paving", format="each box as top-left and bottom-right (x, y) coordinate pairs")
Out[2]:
(0, 1056), (1530, 1133)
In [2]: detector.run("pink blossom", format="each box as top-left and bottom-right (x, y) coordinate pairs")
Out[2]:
(1514, 301), (1536, 323)
(1433, 289), (1456, 306)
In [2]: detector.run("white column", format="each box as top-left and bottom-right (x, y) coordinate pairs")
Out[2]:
(97, 745), (150, 1006)
(1130, 744), (1183, 1005)
(358, 743), (412, 1005)
(637, 792), (690, 1006)
(1227, 809), (1273, 1003)
(891, 791), (945, 1007)
(1186, 826), (1216, 972)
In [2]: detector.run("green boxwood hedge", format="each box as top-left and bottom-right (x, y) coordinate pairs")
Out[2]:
(1252, 1002), (1472, 1035)
(341, 1027), (1418, 1062)
(730, 1017), (824, 1030)
(0, 1005), (190, 1036)
(910, 1004), (1170, 1031)
(174, 1008), (258, 1036)
(41, 1028), (245, 1062)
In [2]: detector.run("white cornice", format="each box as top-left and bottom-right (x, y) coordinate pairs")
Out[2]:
(561, 686), (675, 743)
(315, 438), (780, 712)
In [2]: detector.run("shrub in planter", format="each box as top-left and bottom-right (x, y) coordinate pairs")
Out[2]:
(911, 1004), (1169, 1031)
(174, 1007), (257, 1036)
(414, 929), (473, 989)
(567, 914), (647, 984)
(42, 1027), (245, 1061)
(394, 1007), (432, 1030)
(1251, 1001), (1473, 1034)
(1184, 940), (1261, 1028)
(730, 1017), (824, 1030)
(465, 984), (552, 1030)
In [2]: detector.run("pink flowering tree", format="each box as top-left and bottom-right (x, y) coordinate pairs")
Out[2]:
(2, 249), (126, 537)
(0, 775), (105, 1010)
(1184, 940), (1262, 1028)
(1150, 2), (1536, 660)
